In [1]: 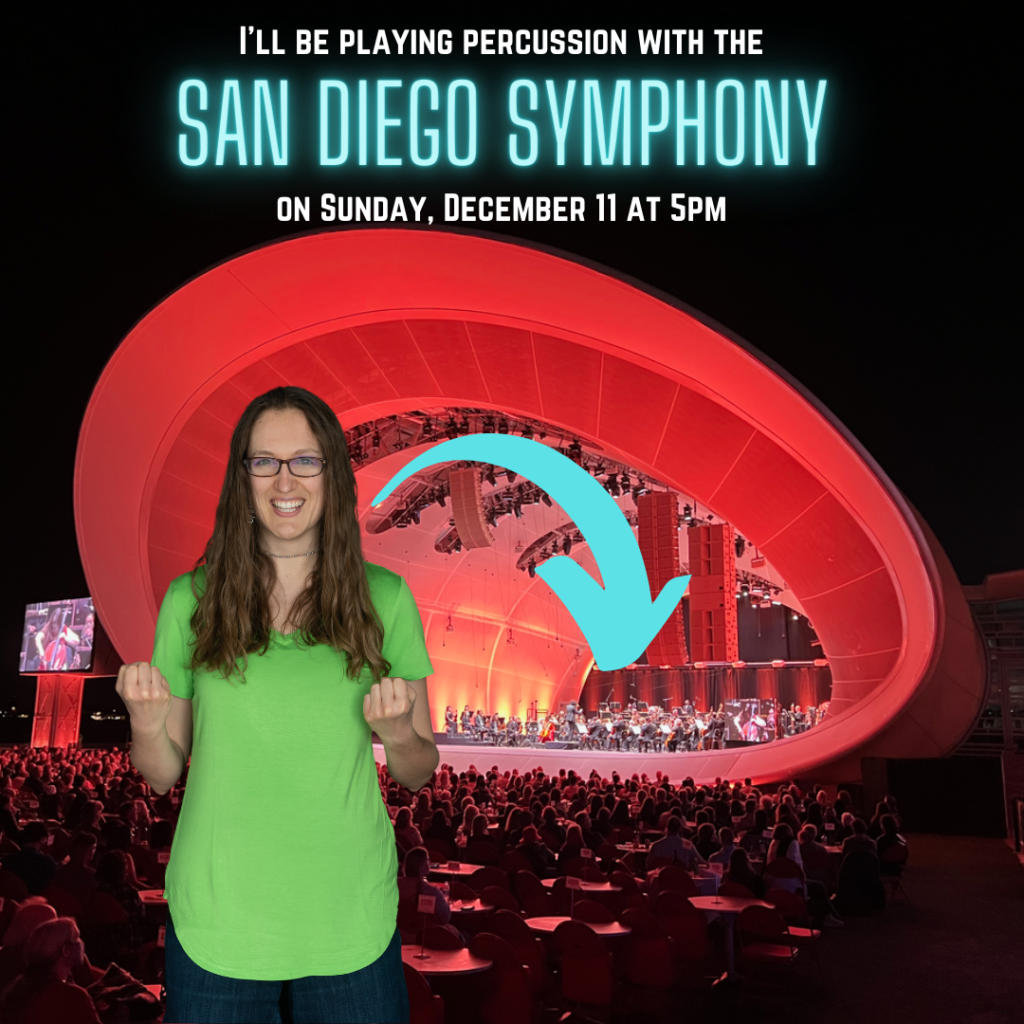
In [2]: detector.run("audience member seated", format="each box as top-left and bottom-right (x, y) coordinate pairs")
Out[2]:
(4, 824), (58, 896)
(557, 823), (587, 875)
(93, 851), (147, 949)
(798, 824), (832, 885)
(738, 809), (770, 856)
(516, 825), (557, 877)
(694, 822), (721, 861)
(648, 816), (705, 871)
(51, 834), (99, 904)
(423, 808), (458, 849)
(0, 916), (103, 1024)
(709, 827), (736, 868)
(875, 815), (907, 875)
(396, 847), (464, 944)
(723, 848), (767, 899)
(766, 823), (805, 893)
(842, 818), (878, 857)
(393, 807), (424, 849)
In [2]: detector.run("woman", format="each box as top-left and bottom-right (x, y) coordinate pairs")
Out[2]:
(0, 915), (102, 1024)
(94, 849), (147, 951)
(393, 807), (424, 850)
(723, 848), (767, 899)
(117, 387), (436, 1023)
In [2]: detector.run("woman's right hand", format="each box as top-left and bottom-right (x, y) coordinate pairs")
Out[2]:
(116, 661), (171, 737)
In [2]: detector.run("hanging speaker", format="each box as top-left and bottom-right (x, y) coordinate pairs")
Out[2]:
(449, 468), (494, 549)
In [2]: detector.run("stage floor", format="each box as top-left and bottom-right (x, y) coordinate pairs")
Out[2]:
(373, 740), (753, 784)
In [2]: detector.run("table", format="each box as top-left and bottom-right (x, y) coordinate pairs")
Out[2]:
(688, 895), (771, 978)
(137, 889), (168, 906)
(540, 878), (621, 892)
(449, 898), (494, 914)
(525, 916), (631, 937)
(428, 863), (480, 878)
(401, 945), (493, 975)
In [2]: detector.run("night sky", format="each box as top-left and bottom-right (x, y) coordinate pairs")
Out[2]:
(7, 10), (1018, 686)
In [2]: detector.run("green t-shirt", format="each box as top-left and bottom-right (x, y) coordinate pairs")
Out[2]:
(152, 561), (434, 979)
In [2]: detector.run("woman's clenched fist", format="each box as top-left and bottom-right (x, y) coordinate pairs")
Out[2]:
(116, 661), (171, 737)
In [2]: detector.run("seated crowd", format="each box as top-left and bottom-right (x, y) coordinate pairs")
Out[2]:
(0, 743), (909, 1021)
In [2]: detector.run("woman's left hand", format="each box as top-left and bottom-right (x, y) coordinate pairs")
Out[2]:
(363, 677), (416, 746)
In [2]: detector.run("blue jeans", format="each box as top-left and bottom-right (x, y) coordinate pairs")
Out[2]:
(163, 909), (410, 1023)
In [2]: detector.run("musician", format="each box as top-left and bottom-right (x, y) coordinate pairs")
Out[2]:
(666, 714), (683, 753)
(682, 699), (695, 718)
(639, 716), (659, 753)
(708, 710), (727, 750)
(472, 708), (486, 741)
(460, 705), (473, 735)
(779, 705), (793, 738)
(564, 700), (578, 726)
(444, 705), (458, 739)
(487, 712), (501, 744)
(586, 715), (607, 750)
(505, 714), (522, 747)
(35, 607), (81, 671)
(609, 714), (628, 752)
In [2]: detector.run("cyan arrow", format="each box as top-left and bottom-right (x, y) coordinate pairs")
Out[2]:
(369, 434), (690, 671)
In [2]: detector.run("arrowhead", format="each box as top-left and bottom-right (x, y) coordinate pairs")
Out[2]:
(537, 557), (691, 670)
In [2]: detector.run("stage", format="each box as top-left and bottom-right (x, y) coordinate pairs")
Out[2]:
(373, 739), (763, 785)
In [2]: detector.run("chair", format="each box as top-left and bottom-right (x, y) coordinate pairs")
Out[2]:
(424, 839), (455, 862)
(833, 850), (885, 916)
(597, 842), (621, 862)
(465, 841), (501, 865)
(469, 932), (534, 1024)
(403, 960), (445, 1024)
(736, 905), (799, 966)
(512, 870), (553, 917)
(653, 865), (699, 897)
(480, 885), (523, 914)
(571, 899), (615, 924)
(450, 880), (478, 903)
(484, 909), (552, 996)
(551, 919), (616, 1023)
(469, 866), (510, 893)
(619, 907), (674, 1013)
(42, 882), (83, 920)
(561, 858), (605, 882)
(498, 850), (533, 875)
(763, 856), (806, 895)
(718, 880), (756, 898)
(80, 892), (132, 969)
(421, 924), (465, 949)
(764, 888), (824, 970)
(0, 866), (30, 901)
(607, 826), (636, 844)
(880, 844), (912, 905)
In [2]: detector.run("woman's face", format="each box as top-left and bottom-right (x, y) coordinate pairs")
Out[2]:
(248, 408), (326, 551)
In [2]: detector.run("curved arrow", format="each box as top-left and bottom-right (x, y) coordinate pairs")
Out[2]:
(369, 434), (690, 670)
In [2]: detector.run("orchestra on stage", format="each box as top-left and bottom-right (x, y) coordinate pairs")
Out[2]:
(442, 698), (830, 751)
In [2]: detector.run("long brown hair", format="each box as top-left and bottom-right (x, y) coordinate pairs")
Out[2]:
(188, 386), (391, 685)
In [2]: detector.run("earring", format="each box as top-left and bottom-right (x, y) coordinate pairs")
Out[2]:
(247, 507), (256, 524)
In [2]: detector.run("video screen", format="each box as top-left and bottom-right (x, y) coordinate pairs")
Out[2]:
(724, 698), (776, 744)
(20, 598), (95, 673)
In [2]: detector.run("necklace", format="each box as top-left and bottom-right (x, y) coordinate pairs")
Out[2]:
(262, 548), (321, 559)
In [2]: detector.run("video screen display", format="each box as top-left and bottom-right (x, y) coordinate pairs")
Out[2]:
(20, 598), (95, 673)
(724, 699), (776, 744)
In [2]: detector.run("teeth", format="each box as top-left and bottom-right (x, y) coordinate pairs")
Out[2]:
(272, 500), (304, 509)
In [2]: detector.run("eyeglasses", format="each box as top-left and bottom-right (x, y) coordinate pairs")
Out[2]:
(243, 457), (327, 477)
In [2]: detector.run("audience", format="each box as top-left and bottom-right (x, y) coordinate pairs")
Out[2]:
(0, 739), (919, 1019)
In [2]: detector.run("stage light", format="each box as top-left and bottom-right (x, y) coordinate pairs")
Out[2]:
(683, 504), (693, 522)
(693, 661), (707, 669)
(528, 559), (536, 578)
(507, 628), (515, 644)
(411, 510), (420, 525)
(458, 417), (470, 434)
(813, 658), (829, 667)
(562, 534), (572, 554)
(446, 615), (454, 632)
(792, 612), (800, 620)
(506, 469), (517, 483)
(740, 583), (750, 596)
(732, 660), (747, 668)
(772, 659), (786, 668)
(485, 466), (497, 486)
(483, 417), (495, 433)
(513, 503), (522, 519)
(435, 492), (446, 508)
(541, 493), (553, 507)
(522, 426), (534, 441)
(498, 419), (509, 434)
(372, 431), (381, 449)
